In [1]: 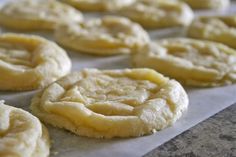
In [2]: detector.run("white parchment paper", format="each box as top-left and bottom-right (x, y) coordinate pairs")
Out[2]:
(0, 1), (236, 156)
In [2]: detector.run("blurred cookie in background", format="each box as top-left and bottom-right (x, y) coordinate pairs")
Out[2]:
(187, 15), (236, 49)
(62, 0), (136, 12)
(54, 16), (150, 55)
(180, 0), (230, 10)
(0, 0), (83, 31)
(116, 0), (194, 29)
(132, 38), (236, 87)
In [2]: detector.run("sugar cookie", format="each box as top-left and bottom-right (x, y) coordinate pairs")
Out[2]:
(180, 0), (230, 9)
(132, 38), (236, 86)
(62, 0), (135, 12)
(117, 0), (194, 29)
(0, 33), (71, 91)
(54, 16), (150, 55)
(187, 15), (236, 49)
(0, 101), (50, 157)
(0, 0), (83, 31)
(31, 68), (188, 138)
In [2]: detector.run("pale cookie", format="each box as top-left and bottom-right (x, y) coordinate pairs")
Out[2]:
(117, 0), (194, 29)
(132, 38), (236, 87)
(54, 16), (150, 55)
(0, 33), (71, 91)
(0, 0), (83, 31)
(62, 0), (135, 12)
(31, 68), (189, 138)
(0, 101), (50, 157)
(180, 0), (230, 9)
(187, 15), (236, 49)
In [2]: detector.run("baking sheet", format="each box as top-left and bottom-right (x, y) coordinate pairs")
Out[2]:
(0, 1), (236, 157)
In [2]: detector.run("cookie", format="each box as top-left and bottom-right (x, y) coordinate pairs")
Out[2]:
(54, 16), (150, 55)
(0, 0), (83, 31)
(132, 38), (236, 86)
(31, 68), (189, 138)
(180, 0), (230, 9)
(0, 33), (71, 91)
(0, 101), (50, 157)
(62, 0), (135, 12)
(117, 0), (194, 29)
(187, 15), (236, 49)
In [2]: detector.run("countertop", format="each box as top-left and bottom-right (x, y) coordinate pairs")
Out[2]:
(144, 104), (236, 157)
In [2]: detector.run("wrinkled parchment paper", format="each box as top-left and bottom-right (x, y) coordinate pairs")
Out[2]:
(0, 1), (236, 156)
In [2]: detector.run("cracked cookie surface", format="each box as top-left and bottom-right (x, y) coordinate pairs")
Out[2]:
(31, 68), (188, 138)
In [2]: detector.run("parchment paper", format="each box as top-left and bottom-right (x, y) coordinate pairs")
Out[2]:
(0, 1), (236, 156)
